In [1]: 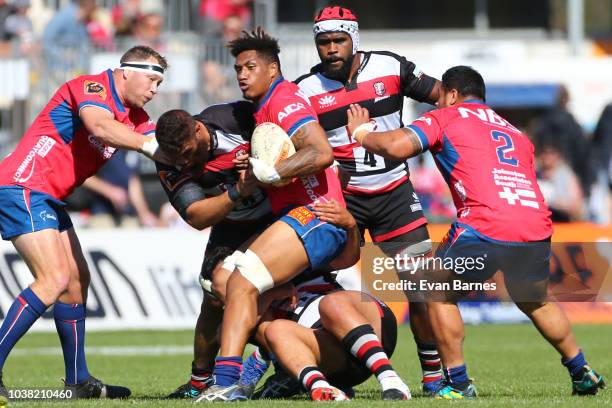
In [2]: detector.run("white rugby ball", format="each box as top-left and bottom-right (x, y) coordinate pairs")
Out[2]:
(251, 122), (296, 167)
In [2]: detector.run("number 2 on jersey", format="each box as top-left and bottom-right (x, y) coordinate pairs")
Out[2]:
(491, 130), (518, 166)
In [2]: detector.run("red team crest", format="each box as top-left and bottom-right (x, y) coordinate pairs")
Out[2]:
(84, 81), (107, 99)
(373, 81), (386, 96)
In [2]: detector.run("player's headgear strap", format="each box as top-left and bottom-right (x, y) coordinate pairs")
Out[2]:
(313, 6), (359, 54)
(120, 61), (165, 78)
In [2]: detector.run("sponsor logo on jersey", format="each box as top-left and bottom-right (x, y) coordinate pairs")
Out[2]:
(295, 89), (312, 105)
(278, 103), (305, 123)
(88, 134), (116, 159)
(454, 180), (467, 202)
(39, 210), (57, 222)
(287, 206), (316, 226)
(13, 135), (56, 183)
(300, 175), (320, 202)
(415, 116), (432, 126)
(318, 95), (336, 109)
(410, 192), (422, 212)
(158, 170), (192, 192)
(84, 81), (107, 99)
(373, 81), (386, 96)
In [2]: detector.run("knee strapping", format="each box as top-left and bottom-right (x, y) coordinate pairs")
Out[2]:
(235, 249), (274, 294)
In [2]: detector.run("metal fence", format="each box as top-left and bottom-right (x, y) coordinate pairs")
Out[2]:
(0, 32), (317, 160)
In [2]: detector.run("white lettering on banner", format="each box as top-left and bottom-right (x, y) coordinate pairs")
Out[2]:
(278, 103), (305, 123)
(13, 136), (56, 182)
(0, 230), (207, 331)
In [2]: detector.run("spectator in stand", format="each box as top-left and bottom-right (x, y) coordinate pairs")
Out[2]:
(83, 150), (158, 228)
(199, 0), (251, 37)
(133, 11), (164, 51)
(201, 14), (243, 104)
(4, 0), (34, 54)
(42, 0), (98, 73)
(0, 0), (13, 55)
(536, 137), (585, 222)
(591, 103), (612, 223)
(112, 0), (142, 37)
(42, 0), (97, 48)
(534, 85), (592, 196)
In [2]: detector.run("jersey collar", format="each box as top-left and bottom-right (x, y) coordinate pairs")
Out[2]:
(106, 69), (126, 112)
(256, 76), (284, 112)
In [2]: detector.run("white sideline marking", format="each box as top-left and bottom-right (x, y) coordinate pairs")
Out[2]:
(12, 345), (192, 356)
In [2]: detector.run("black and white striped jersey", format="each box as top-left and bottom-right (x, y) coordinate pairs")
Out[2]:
(156, 101), (271, 222)
(295, 51), (436, 195)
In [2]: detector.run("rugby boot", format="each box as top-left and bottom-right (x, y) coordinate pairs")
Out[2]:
(252, 366), (302, 399)
(195, 384), (243, 402)
(310, 386), (349, 401)
(434, 380), (477, 399)
(167, 375), (213, 399)
(64, 376), (131, 399)
(381, 376), (411, 400)
(572, 365), (606, 396)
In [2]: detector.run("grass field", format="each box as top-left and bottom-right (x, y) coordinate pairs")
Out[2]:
(2, 324), (610, 407)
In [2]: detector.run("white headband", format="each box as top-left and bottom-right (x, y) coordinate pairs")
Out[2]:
(313, 19), (359, 54)
(120, 61), (165, 78)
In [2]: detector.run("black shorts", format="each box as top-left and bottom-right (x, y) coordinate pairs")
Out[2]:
(201, 216), (273, 278)
(345, 180), (428, 243)
(327, 297), (398, 389)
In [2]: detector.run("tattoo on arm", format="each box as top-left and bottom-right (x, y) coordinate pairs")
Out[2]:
(276, 124), (325, 178)
(401, 128), (424, 157)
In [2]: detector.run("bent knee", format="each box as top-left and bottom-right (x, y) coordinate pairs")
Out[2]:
(319, 292), (348, 323)
(264, 320), (293, 347)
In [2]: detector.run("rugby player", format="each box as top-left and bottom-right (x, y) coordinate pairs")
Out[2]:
(260, 289), (407, 401)
(153, 103), (273, 398)
(347, 65), (606, 398)
(295, 5), (444, 392)
(197, 27), (360, 401)
(0, 45), (166, 399)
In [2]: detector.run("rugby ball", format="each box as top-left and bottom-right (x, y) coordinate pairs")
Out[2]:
(250, 122), (296, 166)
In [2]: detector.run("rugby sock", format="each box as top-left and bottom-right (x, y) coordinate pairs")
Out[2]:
(562, 350), (588, 380)
(54, 302), (89, 384)
(341, 324), (402, 391)
(190, 362), (212, 390)
(298, 366), (331, 391)
(0, 287), (47, 369)
(444, 365), (470, 389)
(416, 340), (444, 385)
(240, 348), (270, 386)
(213, 356), (242, 386)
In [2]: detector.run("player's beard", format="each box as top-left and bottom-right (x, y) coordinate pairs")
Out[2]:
(322, 53), (354, 82)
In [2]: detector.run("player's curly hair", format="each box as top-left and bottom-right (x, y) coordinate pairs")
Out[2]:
(155, 109), (195, 159)
(227, 26), (281, 66)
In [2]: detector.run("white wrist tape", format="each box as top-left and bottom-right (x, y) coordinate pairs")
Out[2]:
(141, 137), (159, 158)
(352, 122), (377, 144)
(235, 249), (275, 294)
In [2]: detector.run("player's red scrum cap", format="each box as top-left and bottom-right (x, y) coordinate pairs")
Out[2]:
(313, 6), (359, 54)
(315, 6), (358, 22)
